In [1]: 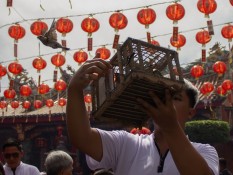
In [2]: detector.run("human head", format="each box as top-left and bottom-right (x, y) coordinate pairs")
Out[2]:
(2, 138), (23, 169)
(45, 150), (73, 175)
(94, 169), (114, 175)
(219, 158), (227, 171)
(170, 78), (199, 128)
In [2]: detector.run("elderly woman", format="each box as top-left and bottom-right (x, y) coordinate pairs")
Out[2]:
(45, 150), (73, 175)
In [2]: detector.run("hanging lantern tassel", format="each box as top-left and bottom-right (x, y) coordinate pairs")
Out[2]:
(7, 0), (12, 15)
(39, 0), (45, 11)
(38, 74), (41, 86)
(14, 41), (18, 59)
(201, 47), (206, 63)
(173, 24), (179, 42)
(61, 33), (67, 53)
(147, 31), (151, 43)
(228, 42), (232, 64)
(69, 0), (72, 9)
(9, 79), (14, 90)
(53, 69), (58, 82)
(207, 19), (214, 35)
(112, 32), (120, 49)
(88, 35), (93, 51)
(49, 108), (51, 122)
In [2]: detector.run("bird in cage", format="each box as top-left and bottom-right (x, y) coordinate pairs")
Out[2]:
(37, 19), (70, 50)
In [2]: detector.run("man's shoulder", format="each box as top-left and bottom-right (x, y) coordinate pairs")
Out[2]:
(21, 162), (39, 170)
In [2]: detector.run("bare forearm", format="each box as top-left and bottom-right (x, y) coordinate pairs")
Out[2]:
(164, 124), (213, 175)
(66, 88), (92, 147)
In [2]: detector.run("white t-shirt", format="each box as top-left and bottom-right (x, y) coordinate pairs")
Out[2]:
(86, 129), (219, 175)
(4, 162), (40, 175)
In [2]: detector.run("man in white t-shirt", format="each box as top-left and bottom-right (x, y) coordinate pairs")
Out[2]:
(2, 138), (41, 175)
(66, 58), (219, 175)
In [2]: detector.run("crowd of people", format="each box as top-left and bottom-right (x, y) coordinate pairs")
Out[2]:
(0, 59), (232, 174)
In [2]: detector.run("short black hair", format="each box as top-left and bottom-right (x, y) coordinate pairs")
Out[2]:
(219, 158), (227, 167)
(2, 138), (22, 152)
(183, 79), (199, 108)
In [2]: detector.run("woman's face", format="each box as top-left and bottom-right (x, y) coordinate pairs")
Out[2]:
(60, 164), (73, 175)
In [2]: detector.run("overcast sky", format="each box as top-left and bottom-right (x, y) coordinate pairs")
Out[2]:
(0, 0), (233, 96)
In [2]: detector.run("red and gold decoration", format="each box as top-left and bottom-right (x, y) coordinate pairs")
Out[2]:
(8, 24), (25, 59)
(30, 20), (48, 36)
(4, 89), (16, 99)
(84, 94), (92, 118)
(195, 29), (211, 63)
(200, 82), (214, 96)
(221, 23), (233, 63)
(222, 80), (233, 92)
(216, 85), (227, 96)
(197, 0), (217, 35)
(58, 98), (67, 114)
(212, 61), (226, 77)
(19, 85), (32, 98)
(151, 38), (160, 46)
(170, 33), (186, 51)
(73, 50), (88, 65)
(190, 65), (204, 79)
(51, 53), (66, 82)
(0, 101), (7, 116)
(32, 57), (47, 85)
(0, 64), (7, 92)
(34, 100), (43, 109)
(10, 100), (19, 109)
(46, 99), (54, 120)
(38, 83), (50, 95)
(81, 15), (100, 51)
(109, 11), (128, 49)
(137, 7), (156, 43)
(130, 127), (151, 135)
(54, 79), (67, 100)
(22, 100), (31, 110)
(166, 2), (185, 42)
(56, 17), (73, 51)
(95, 46), (111, 60)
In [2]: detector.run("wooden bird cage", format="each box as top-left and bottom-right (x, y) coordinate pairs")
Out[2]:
(90, 37), (185, 127)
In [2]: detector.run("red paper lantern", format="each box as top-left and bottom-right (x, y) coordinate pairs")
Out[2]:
(190, 65), (204, 79)
(20, 85), (32, 97)
(32, 57), (47, 72)
(137, 8), (156, 28)
(170, 34), (186, 50)
(0, 64), (7, 79)
(166, 3), (185, 22)
(81, 16), (100, 51)
(8, 24), (26, 41)
(51, 53), (66, 67)
(0, 101), (7, 109)
(54, 79), (67, 92)
(130, 127), (151, 135)
(73, 50), (88, 64)
(30, 20), (48, 36)
(58, 98), (67, 106)
(217, 86), (227, 96)
(56, 17), (73, 36)
(46, 99), (54, 108)
(196, 30), (211, 46)
(95, 46), (111, 60)
(221, 24), (233, 42)
(109, 12), (128, 49)
(222, 80), (233, 91)
(230, 0), (233, 6)
(34, 100), (43, 109)
(22, 100), (31, 109)
(8, 61), (23, 75)
(84, 94), (92, 103)
(197, 0), (217, 17)
(11, 101), (19, 109)
(151, 39), (160, 46)
(200, 82), (214, 95)
(4, 89), (16, 99)
(38, 83), (50, 95)
(212, 61), (226, 76)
